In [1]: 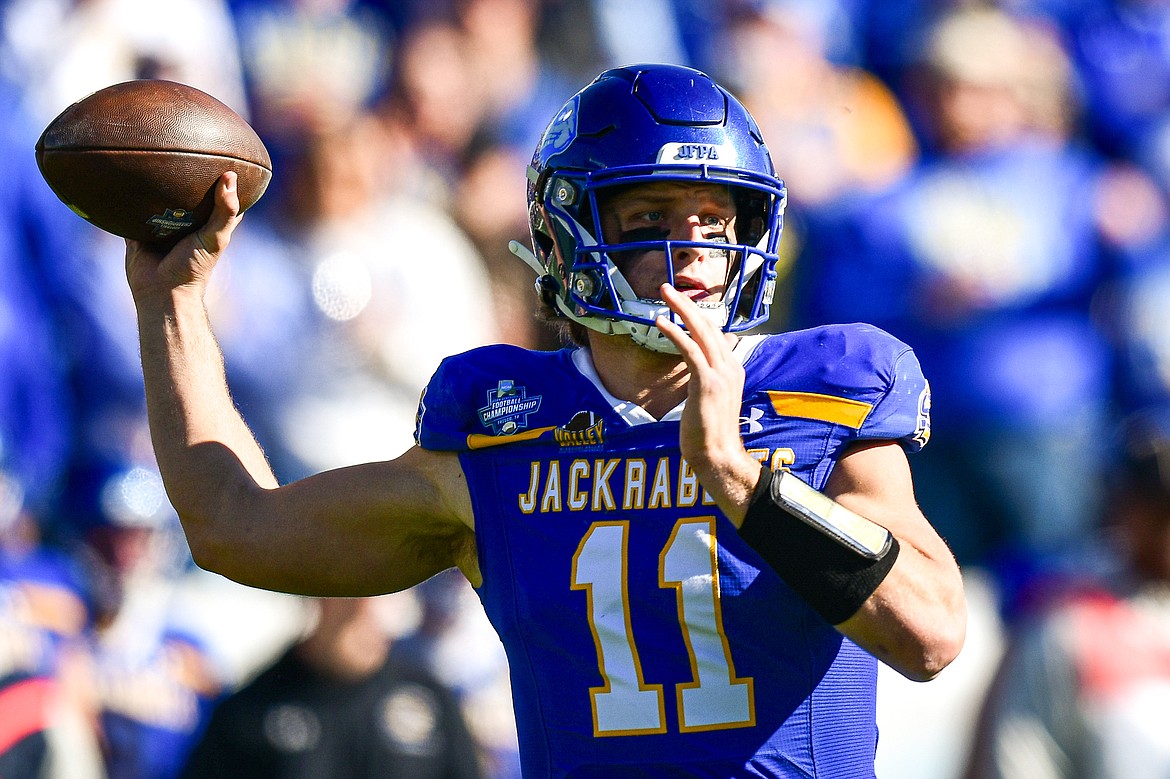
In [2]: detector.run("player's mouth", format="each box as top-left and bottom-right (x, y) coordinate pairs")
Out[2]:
(673, 278), (716, 301)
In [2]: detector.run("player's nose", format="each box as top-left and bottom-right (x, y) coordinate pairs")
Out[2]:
(670, 216), (717, 265)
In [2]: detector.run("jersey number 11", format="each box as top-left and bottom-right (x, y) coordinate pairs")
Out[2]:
(571, 518), (756, 737)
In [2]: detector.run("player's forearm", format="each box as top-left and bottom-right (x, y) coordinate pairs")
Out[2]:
(738, 442), (966, 681)
(836, 534), (967, 681)
(135, 286), (278, 554)
(823, 488), (965, 680)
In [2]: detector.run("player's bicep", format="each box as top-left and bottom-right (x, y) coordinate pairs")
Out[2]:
(201, 446), (476, 596)
(824, 441), (930, 541)
(824, 439), (959, 577)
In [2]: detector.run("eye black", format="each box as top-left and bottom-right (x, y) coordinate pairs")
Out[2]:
(619, 227), (671, 243)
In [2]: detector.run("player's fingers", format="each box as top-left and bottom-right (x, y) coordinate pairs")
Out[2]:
(655, 311), (706, 368)
(195, 171), (242, 255)
(660, 284), (731, 366)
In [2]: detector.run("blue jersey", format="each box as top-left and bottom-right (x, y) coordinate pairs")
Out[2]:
(416, 325), (931, 778)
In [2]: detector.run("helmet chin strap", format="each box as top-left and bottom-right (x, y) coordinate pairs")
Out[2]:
(508, 240), (545, 276)
(618, 301), (729, 355)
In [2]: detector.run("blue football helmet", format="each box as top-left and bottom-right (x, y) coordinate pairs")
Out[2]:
(510, 63), (787, 353)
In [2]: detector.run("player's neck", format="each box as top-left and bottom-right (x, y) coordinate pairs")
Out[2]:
(585, 332), (689, 419)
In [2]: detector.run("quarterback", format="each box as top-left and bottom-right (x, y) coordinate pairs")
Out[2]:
(125, 64), (965, 777)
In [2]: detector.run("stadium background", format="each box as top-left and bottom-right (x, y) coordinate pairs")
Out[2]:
(3, 0), (1170, 777)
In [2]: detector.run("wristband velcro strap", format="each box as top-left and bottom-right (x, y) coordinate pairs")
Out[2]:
(738, 466), (900, 625)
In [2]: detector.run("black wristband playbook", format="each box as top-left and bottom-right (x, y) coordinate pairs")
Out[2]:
(738, 466), (900, 625)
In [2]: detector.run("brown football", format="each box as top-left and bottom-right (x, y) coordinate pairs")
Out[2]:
(35, 79), (272, 248)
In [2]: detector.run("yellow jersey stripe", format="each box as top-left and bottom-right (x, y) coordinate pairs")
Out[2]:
(766, 391), (873, 429)
(467, 426), (557, 450)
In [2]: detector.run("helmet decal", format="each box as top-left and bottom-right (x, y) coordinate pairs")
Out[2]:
(538, 95), (578, 160)
(656, 142), (735, 165)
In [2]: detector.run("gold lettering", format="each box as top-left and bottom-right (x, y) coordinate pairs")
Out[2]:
(519, 461), (540, 513)
(593, 458), (618, 510)
(568, 459), (590, 511)
(624, 459), (647, 510)
(649, 457), (672, 509)
(524, 447), (793, 514)
(769, 448), (795, 470)
(541, 461), (563, 512)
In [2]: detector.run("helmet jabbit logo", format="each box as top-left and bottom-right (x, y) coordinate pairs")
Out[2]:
(539, 96), (578, 159)
(478, 380), (542, 435)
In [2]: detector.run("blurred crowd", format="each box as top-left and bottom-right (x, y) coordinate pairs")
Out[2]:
(4, 0), (1170, 777)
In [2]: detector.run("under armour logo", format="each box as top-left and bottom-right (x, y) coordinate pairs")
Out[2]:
(739, 407), (764, 434)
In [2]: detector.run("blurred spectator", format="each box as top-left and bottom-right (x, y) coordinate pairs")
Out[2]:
(455, 0), (575, 155)
(87, 548), (214, 777)
(452, 143), (555, 349)
(713, 0), (919, 320)
(965, 413), (1170, 778)
(76, 470), (252, 779)
(793, 7), (1168, 607)
(0, 471), (102, 779)
(395, 572), (519, 779)
(379, 17), (486, 204)
(182, 595), (483, 779)
(448, 0), (578, 349)
(848, 0), (965, 106)
(225, 0), (398, 205)
(1, 0), (247, 125)
(217, 113), (498, 474)
(715, 1), (919, 210)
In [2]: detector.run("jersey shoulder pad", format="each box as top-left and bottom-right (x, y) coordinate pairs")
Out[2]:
(748, 324), (932, 451)
(414, 345), (576, 451)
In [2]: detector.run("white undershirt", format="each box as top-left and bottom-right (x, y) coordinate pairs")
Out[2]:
(568, 334), (767, 425)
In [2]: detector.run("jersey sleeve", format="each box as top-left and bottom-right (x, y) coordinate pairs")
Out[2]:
(859, 341), (932, 453)
(413, 344), (562, 452)
(413, 353), (477, 452)
(758, 324), (932, 454)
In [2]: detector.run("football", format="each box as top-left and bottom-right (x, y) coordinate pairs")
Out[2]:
(35, 79), (272, 248)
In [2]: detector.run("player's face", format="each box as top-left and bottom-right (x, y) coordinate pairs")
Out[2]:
(599, 182), (739, 301)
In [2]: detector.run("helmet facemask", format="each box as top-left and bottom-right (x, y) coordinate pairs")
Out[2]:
(523, 166), (786, 354)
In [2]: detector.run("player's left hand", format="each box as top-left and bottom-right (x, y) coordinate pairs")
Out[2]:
(656, 284), (762, 523)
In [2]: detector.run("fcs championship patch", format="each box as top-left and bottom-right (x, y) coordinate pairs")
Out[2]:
(478, 380), (542, 435)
